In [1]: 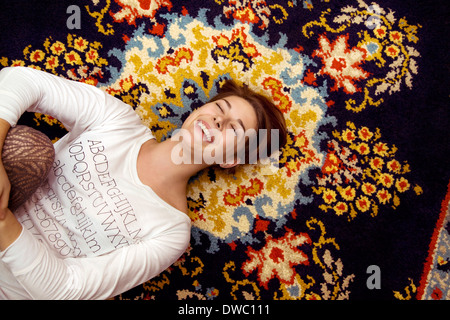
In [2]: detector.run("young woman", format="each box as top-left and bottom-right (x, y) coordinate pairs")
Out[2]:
(0, 66), (286, 299)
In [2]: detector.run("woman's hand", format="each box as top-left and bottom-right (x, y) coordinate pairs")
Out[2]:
(0, 118), (11, 220)
(0, 163), (11, 220)
(0, 207), (22, 251)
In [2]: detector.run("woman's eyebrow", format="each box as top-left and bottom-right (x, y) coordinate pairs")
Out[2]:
(222, 98), (246, 131)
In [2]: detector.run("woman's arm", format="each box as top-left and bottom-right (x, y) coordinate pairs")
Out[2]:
(0, 66), (132, 250)
(0, 67), (139, 139)
(0, 66), (138, 241)
(0, 223), (190, 299)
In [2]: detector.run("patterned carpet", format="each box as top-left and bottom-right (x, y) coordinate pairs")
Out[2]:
(1, 0), (448, 300)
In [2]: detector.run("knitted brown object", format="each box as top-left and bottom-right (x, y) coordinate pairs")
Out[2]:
(1, 125), (55, 212)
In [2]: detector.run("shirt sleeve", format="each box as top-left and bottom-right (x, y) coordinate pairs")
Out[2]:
(0, 222), (190, 300)
(0, 66), (140, 138)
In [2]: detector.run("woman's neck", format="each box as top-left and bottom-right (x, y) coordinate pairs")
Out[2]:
(136, 138), (208, 213)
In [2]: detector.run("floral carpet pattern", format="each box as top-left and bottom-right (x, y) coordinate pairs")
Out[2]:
(1, 0), (448, 300)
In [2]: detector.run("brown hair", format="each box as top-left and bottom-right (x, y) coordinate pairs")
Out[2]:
(209, 79), (287, 165)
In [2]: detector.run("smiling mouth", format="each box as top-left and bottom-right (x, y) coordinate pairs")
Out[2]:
(195, 120), (214, 143)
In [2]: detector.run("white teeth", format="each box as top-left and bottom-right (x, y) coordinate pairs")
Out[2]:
(197, 121), (212, 142)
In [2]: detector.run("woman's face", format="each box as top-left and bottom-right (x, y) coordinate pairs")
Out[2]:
(179, 95), (258, 167)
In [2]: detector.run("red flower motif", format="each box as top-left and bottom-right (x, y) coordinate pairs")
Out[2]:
(242, 230), (311, 289)
(313, 34), (369, 94)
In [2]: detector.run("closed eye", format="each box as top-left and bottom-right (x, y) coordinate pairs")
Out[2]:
(216, 103), (224, 113)
(217, 101), (237, 135)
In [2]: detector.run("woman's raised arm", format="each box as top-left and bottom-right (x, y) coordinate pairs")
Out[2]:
(0, 67), (139, 141)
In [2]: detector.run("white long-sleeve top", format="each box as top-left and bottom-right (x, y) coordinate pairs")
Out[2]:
(0, 67), (191, 300)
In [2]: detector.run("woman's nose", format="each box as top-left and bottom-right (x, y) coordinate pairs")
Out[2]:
(214, 116), (223, 129)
